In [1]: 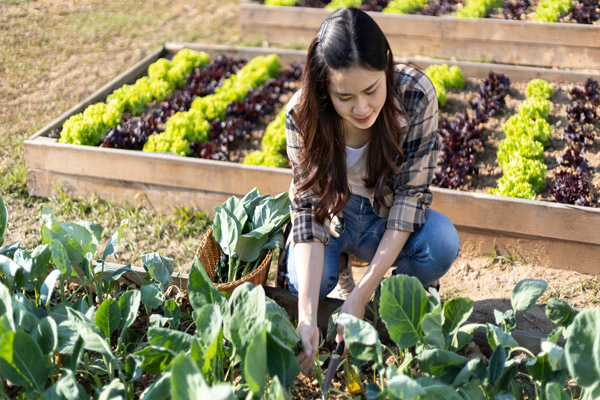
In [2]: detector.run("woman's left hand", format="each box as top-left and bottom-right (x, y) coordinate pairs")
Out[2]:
(336, 288), (367, 352)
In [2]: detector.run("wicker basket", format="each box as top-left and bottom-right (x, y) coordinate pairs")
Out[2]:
(195, 226), (272, 296)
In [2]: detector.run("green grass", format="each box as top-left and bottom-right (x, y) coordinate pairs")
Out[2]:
(0, 0), (240, 272)
(488, 239), (521, 267)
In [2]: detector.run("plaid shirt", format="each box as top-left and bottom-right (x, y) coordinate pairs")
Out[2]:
(285, 64), (439, 245)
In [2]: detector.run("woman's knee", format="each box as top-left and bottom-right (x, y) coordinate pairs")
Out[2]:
(394, 210), (460, 281)
(427, 210), (461, 262)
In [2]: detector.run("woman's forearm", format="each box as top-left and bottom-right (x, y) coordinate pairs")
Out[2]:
(354, 229), (410, 305)
(294, 241), (325, 324)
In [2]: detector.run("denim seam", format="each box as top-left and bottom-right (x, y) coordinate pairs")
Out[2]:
(353, 198), (365, 255)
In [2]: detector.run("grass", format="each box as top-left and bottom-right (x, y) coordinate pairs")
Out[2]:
(0, 0), (239, 271)
(488, 239), (521, 268)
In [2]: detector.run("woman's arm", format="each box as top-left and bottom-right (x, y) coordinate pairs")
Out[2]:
(336, 229), (410, 342)
(355, 229), (410, 305)
(294, 241), (324, 375)
(295, 241), (325, 323)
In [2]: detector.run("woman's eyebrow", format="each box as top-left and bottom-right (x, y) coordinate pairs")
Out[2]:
(333, 79), (379, 96)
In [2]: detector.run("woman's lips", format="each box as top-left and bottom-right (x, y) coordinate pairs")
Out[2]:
(354, 113), (372, 123)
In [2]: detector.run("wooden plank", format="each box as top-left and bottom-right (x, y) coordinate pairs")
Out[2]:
(400, 58), (600, 84)
(28, 168), (600, 275)
(369, 12), (444, 39)
(24, 138), (293, 196)
(25, 139), (600, 246)
(164, 42), (308, 67)
(432, 188), (600, 246)
(440, 38), (600, 70)
(241, 3), (334, 29)
(165, 40), (600, 84)
(442, 17), (599, 46)
(239, 2), (600, 70)
(27, 169), (233, 214)
(26, 155), (600, 275)
(383, 33), (444, 60)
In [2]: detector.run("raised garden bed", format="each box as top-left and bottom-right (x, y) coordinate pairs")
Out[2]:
(240, 1), (600, 70)
(23, 43), (600, 275)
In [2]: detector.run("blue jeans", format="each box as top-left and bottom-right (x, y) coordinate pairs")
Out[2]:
(286, 194), (461, 301)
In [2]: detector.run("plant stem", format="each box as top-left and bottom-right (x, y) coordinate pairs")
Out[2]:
(512, 346), (536, 358)
(65, 280), (88, 302)
(97, 260), (106, 304)
(59, 276), (67, 304)
(382, 344), (401, 367)
(78, 368), (103, 389)
(227, 256), (235, 283)
(240, 256), (261, 278)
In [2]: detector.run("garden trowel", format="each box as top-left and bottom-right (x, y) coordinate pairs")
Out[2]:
(322, 340), (345, 398)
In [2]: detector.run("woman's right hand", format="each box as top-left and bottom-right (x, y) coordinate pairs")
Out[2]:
(296, 319), (319, 376)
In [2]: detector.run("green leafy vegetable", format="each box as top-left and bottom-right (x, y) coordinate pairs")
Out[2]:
(423, 64), (465, 107)
(211, 188), (290, 283)
(60, 49), (210, 146)
(144, 54), (281, 155)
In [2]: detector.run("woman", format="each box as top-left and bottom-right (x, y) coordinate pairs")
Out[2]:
(285, 7), (461, 376)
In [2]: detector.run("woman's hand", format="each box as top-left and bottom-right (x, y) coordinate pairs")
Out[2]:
(335, 229), (410, 346)
(296, 320), (320, 376)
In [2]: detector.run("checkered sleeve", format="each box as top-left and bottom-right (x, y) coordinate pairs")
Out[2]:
(285, 92), (330, 245)
(386, 68), (440, 233)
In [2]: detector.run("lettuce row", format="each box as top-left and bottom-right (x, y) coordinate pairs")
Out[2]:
(534, 0), (573, 22)
(243, 107), (288, 168)
(423, 64), (465, 107)
(143, 54), (282, 156)
(503, 114), (552, 147)
(59, 49), (210, 146)
(491, 79), (554, 199)
(454, 0), (503, 18)
(526, 79), (554, 100)
(325, 0), (364, 10)
(382, 0), (429, 14)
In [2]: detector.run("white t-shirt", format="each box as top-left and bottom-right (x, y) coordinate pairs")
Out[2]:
(346, 143), (370, 198)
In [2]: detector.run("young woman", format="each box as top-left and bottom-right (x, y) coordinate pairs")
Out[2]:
(285, 7), (461, 375)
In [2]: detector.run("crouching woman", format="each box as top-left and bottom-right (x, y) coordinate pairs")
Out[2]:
(284, 7), (461, 375)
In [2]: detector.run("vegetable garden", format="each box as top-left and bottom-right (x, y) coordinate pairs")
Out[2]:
(44, 46), (600, 206)
(2, 192), (600, 399)
(24, 44), (600, 273)
(5, 0), (600, 398)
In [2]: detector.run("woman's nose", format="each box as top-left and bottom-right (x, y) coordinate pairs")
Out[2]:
(353, 97), (368, 115)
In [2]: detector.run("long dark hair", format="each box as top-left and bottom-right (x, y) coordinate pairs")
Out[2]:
(294, 7), (407, 224)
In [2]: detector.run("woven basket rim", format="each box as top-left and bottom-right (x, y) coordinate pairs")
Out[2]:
(196, 226), (272, 294)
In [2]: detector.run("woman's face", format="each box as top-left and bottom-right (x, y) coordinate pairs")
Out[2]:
(327, 65), (387, 133)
